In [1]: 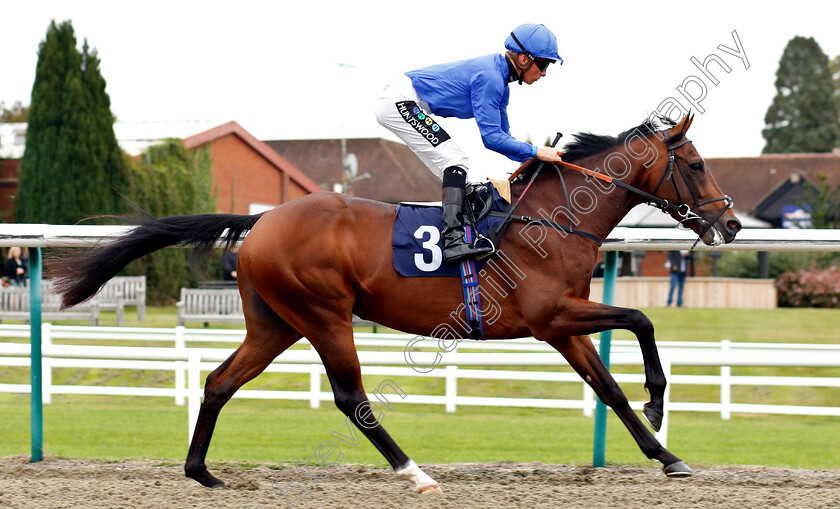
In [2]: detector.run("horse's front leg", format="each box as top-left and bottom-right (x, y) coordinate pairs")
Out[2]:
(541, 297), (668, 430)
(544, 333), (690, 477)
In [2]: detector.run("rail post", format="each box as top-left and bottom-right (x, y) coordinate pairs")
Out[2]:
(593, 250), (617, 467)
(29, 247), (43, 462)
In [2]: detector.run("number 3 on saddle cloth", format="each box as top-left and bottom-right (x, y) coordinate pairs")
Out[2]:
(392, 183), (507, 340)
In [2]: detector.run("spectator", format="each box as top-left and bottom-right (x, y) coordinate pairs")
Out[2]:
(221, 247), (239, 281)
(5, 247), (28, 287)
(666, 250), (689, 307)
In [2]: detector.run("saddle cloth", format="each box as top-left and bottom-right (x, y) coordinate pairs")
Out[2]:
(392, 184), (507, 278)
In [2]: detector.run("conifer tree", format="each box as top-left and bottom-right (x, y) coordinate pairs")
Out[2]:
(16, 20), (126, 224)
(762, 36), (840, 153)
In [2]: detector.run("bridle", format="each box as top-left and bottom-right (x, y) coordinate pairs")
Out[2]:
(647, 130), (733, 247)
(498, 127), (734, 249)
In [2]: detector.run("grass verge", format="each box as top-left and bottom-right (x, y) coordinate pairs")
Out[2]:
(1, 394), (838, 470)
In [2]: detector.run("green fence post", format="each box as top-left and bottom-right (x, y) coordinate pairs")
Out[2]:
(29, 247), (43, 462)
(593, 250), (617, 467)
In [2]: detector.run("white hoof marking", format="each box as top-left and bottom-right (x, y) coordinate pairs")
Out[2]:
(396, 459), (440, 493)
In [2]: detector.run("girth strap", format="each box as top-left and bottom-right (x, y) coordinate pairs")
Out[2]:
(459, 227), (485, 340)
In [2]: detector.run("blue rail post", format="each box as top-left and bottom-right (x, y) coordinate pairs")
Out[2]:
(29, 247), (43, 462)
(593, 250), (617, 467)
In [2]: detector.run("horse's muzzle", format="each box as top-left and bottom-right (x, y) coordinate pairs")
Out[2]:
(703, 213), (741, 246)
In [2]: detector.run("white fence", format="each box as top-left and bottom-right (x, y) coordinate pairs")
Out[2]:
(1, 324), (839, 447)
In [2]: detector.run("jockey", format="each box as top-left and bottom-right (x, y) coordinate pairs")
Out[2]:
(375, 23), (564, 264)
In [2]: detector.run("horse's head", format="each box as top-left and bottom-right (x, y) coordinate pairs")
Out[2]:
(645, 114), (741, 246)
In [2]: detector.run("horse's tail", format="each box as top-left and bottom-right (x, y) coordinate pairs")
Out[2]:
(50, 213), (263, 309)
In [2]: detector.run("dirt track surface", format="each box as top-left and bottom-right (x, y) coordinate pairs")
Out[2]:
(1, 456), (839, 509)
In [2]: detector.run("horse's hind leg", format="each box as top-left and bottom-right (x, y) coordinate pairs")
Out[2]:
(546, 335), (691, 477)
(310, 326), (442, 494)
(185, 283), (302, 487)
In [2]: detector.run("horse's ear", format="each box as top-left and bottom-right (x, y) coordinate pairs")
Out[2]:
(676, 111), (694, 135)
(668, 111), (694, 143)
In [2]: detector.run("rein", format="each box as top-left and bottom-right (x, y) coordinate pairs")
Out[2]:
(495, 129), (734, 250)
(488, 132), (606, 247)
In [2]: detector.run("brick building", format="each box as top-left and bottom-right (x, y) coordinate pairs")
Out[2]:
(708, 153), (840, 228)
(183, 122), (321, 215)
(0, 121), (321, 221)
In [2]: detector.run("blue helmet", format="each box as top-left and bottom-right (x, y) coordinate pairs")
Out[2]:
(504, 23), (563, 64)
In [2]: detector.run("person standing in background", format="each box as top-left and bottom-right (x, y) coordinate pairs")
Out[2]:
(666, 250), (689, 307)
(221, 247), (239, 281)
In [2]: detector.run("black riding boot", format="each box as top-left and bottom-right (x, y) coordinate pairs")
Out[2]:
(441, 167), (493, 264)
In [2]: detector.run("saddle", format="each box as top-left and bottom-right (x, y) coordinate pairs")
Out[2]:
(397, 182), (499, 224)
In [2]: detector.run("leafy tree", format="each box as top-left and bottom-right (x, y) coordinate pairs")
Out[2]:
(762, 36), (840, 153)
(15, 20), (126, 224)
(796, 173), (840, 229)
(0, 101), (29, 122)
(122, 140), (218, 303)
(127, 139), (216, 220)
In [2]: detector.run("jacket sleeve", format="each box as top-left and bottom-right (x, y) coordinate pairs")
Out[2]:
(470, 73), (533, 162)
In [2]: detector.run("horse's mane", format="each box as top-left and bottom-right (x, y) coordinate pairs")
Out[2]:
(562, 115), (677, 164)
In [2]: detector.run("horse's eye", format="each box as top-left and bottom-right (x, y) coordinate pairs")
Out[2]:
(690, 162), (704, 172)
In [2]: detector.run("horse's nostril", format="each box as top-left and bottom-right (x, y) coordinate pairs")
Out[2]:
(727, 220), (742, 233)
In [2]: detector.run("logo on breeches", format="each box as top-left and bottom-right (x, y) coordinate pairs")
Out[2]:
(395, 101), (451, 147)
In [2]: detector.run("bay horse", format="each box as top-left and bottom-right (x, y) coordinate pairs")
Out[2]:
(51, 113), (741, 494)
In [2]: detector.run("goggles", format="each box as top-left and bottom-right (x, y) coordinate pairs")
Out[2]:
(509, 31), (558, 71)
(533, 58), (552, 71)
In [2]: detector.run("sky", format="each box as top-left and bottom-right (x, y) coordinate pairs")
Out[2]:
(2, 0), (840, 182)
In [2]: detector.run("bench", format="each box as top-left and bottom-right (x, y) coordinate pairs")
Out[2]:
(175, 287), (382, 330)
(98, 276), (147, 323)
(92, 280), (126, 326)
(0, 285), (100, 325)
(176, 288), (243, 326)
(197, 280), (238, 289)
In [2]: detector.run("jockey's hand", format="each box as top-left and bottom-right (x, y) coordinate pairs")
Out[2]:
(536, 146), (563, 163)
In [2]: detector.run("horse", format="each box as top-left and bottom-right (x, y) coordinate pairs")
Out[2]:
(50, 113), (741, 494)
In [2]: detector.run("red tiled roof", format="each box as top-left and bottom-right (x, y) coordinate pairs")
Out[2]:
(263, 138), (441, 203)
(706, 153), (840, 213)
(183, 121), (322, 194)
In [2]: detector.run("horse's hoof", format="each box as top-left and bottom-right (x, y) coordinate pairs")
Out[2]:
(643, 402), (663, 432)
(205, 478), (226, 488)
(418, 484), (443, 495)
(186, 469), (225, 488)
(663, 461), (692, 478)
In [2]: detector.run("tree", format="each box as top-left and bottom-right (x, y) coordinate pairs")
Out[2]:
(797, 173), (840, 229)
(122, 140), (218, 303)
(762, 36), (840, 153)
(15, 20), (126, 224)
(0, 101), (29, 122)
(127, 139), (216, 221)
